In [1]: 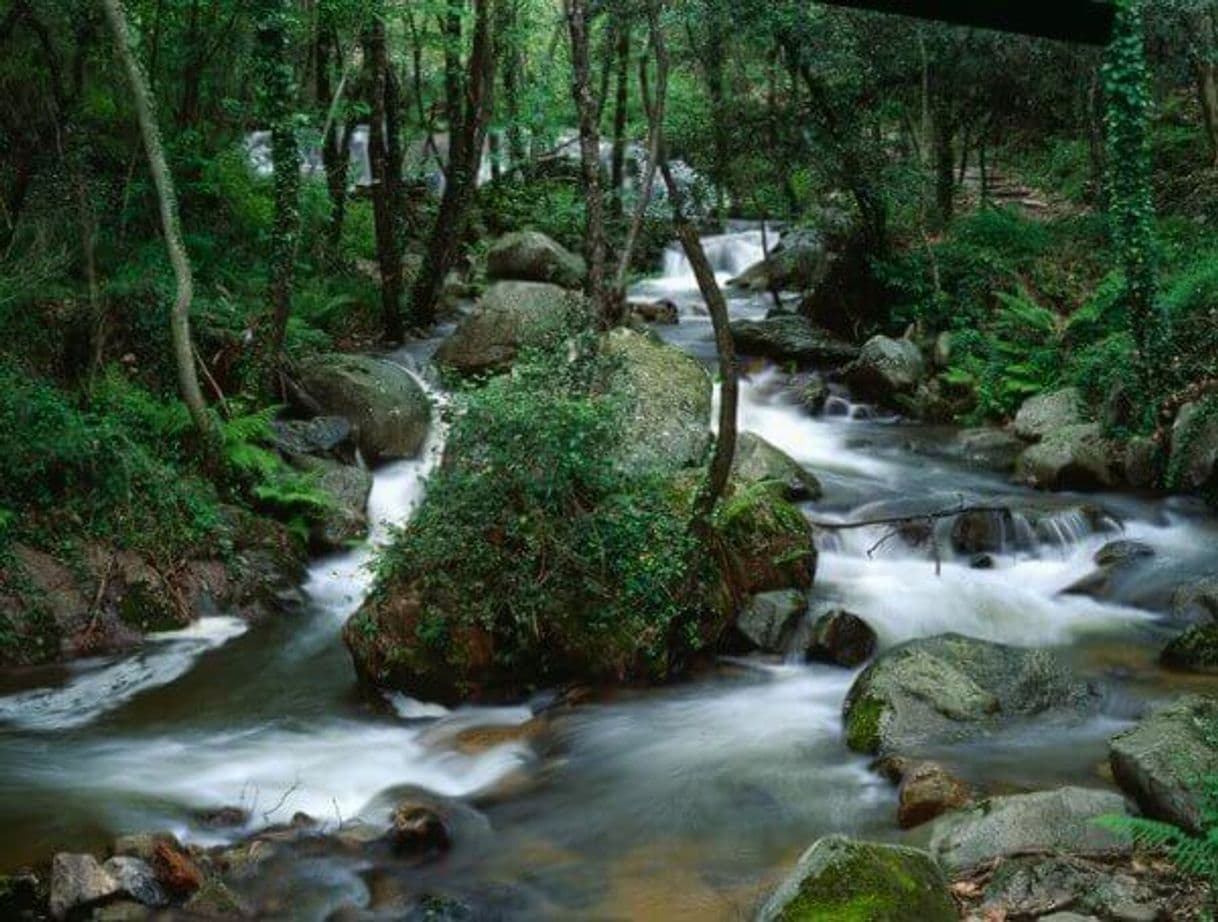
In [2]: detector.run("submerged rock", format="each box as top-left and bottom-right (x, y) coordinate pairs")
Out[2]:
(896, 762), (972, 830)
(842, 634), (1097, 755)
(929, 787), (1131, 874)
(728, 316), (858, 367)
(950, 508), (1015, 555)
(389, 802), (452, 856)
(296, 354), (431, 462)
(844, 336), (925, 405)
(731, 432), (823, 502)
(736, 590), (807, 654)
(807, 609), (876, 668)
(486, 230), (586, 290)
(1109, 695), (1218, 833)
(1014, 388), (1083, 442)
(434, 281), (590, 376)
(1162, 624), (1218, 673)
(756, 835), (955, 922)
(49, 854), (119, 920)
(182, 879), (251, 918)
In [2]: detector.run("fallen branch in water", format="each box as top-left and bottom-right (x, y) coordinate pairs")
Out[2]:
(807, 500), (1016, 577)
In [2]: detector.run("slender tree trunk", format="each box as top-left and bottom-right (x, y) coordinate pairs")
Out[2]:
(101, 0), (211, 436)
(442, 0), (463, 139)
(366, 13), (404, 342)
(179, 0), (202, 127)
(1193, 9), (1218, 169)
(501, 0), (527, 166)
(565, 0), (610, 325)
(610, 15), (630, 220)
(256, 0), (302, 376)
(411, 0), (495, 327)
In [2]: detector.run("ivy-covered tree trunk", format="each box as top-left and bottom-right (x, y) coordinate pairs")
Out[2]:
(100, 0), (212, 437)
(254, 0), (302, 375)
(365, 11), (405, 342)
(411, 0), (496, 327)
(565, 0), (611, 326)
(1104, 0), (1162, 411)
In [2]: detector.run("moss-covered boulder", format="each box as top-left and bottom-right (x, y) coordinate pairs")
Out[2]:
(1109, 694), (1218, 834)
(729, 316), (859, 367)
(731, 432), (823, 502)
(486, 231), (586, 290)
(756, 836), (955, 922)
(928, 787), (1131, 874)
(296, 354), (431, 462)
(434, 281), (590, 376)
(1014, 388), (1083, 442)
(842, 634), (1098, 755)
(735, 590), (808, 653)
(1168, 399), (1218, 492)
(1161, 624), (1218, 673)
(844, 336), (925, 405)
(294, 457), (371, 552)
(1015, 423), (1120, 491)
(603, 328), (712, 475)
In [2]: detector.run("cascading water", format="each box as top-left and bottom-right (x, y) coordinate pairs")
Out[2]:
(1, 236), (1217, 918)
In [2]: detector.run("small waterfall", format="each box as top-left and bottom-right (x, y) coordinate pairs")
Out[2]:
(660, 229), (771, 285)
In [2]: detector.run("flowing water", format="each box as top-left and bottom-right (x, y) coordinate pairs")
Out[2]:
(3, 230), (1218, 918)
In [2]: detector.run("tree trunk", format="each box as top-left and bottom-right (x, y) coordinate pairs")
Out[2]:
(610, 15), (630, 220)
(101, 0), (211, 436)
(256, 0), (302, 375)
(411, 0), (495, 327)
(564, 0), (611, 325)
(365, 13), (404, 342)
(178, 0), (202, 127)
(317, 23), (352, 267)
(1193, 12), (1218, 169)
(501, 0), (527, 166)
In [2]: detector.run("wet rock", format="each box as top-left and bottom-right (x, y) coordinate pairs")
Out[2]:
(486, 231), (586, 290)
(270, 416), (352, 460)
(151, 840), (204, 897)
(182, 878), (251, 918)
(112, 832), (181, 863)
(897, 762), (971, 829)
(1123, 436), (1162, 489)
(844, 336), (925, 405)
(1172, 576), (1218, 624)
(728, 316), (859, 367)
(756, 835), (956, 922)
(950, 508), (1014, 555)
(1162, 624), (1218, 673)
(212, 840), (278, 879)
(603, 328), (712, 476)
(731, 431), (823, 502)
(729, 231), (828, 294)
(1015, 423), (1120, 491)
(969, 553), (996, 570)
(295, 456), (373, 551)
(434, 281), (590, 376)
(929, 787), (1131, 874)
(49, 853), (120, 920)
(629, 299), (679, 325)
(956, 427), (1025, 474)
(979, 855), (1159, 921)
(389, 802), (451, 856)
(1095, 540), (1155, 568)
(736, 590), (807, 654)
(807, 609), (876, 668)
(842, 634), (1098, 755)
(194, 806), (251, 830)
(1169, 400), (1218, 492)
(1014, 388), (1083, 442)
(0, 871), (41, 919)
(798, 374), (829, 414)
(296, 354), (431, 462)
(1111, 695), (1218, 834)
(101, 857), (167, 908)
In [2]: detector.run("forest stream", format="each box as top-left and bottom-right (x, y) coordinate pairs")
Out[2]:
(2, 229), (1217, 920)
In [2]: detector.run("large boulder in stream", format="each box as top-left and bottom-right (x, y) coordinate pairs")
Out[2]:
(296, 354), (430, 462)
(842, 634), (1098, 755)
(603, 328), (712, 475)
(1109, 694), (1218, 833)
(729, 316), (858, 367)
(486, 230), (586, 290)
(756, 836), (956, 922)
(1015, 423), (1121, 491)
(434, 281), (590, 376)
(928, 787), (1132, 874)
(1014, 388), (1084, 442)
(1168, 399), (1218, 492)
(843, 336), (924, 405)
(731, 431), (823, 502)
(729, 229), (829, 294)
(294, 456), (372, 551)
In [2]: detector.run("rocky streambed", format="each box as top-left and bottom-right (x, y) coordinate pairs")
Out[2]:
(2, 228), (1218, 920)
